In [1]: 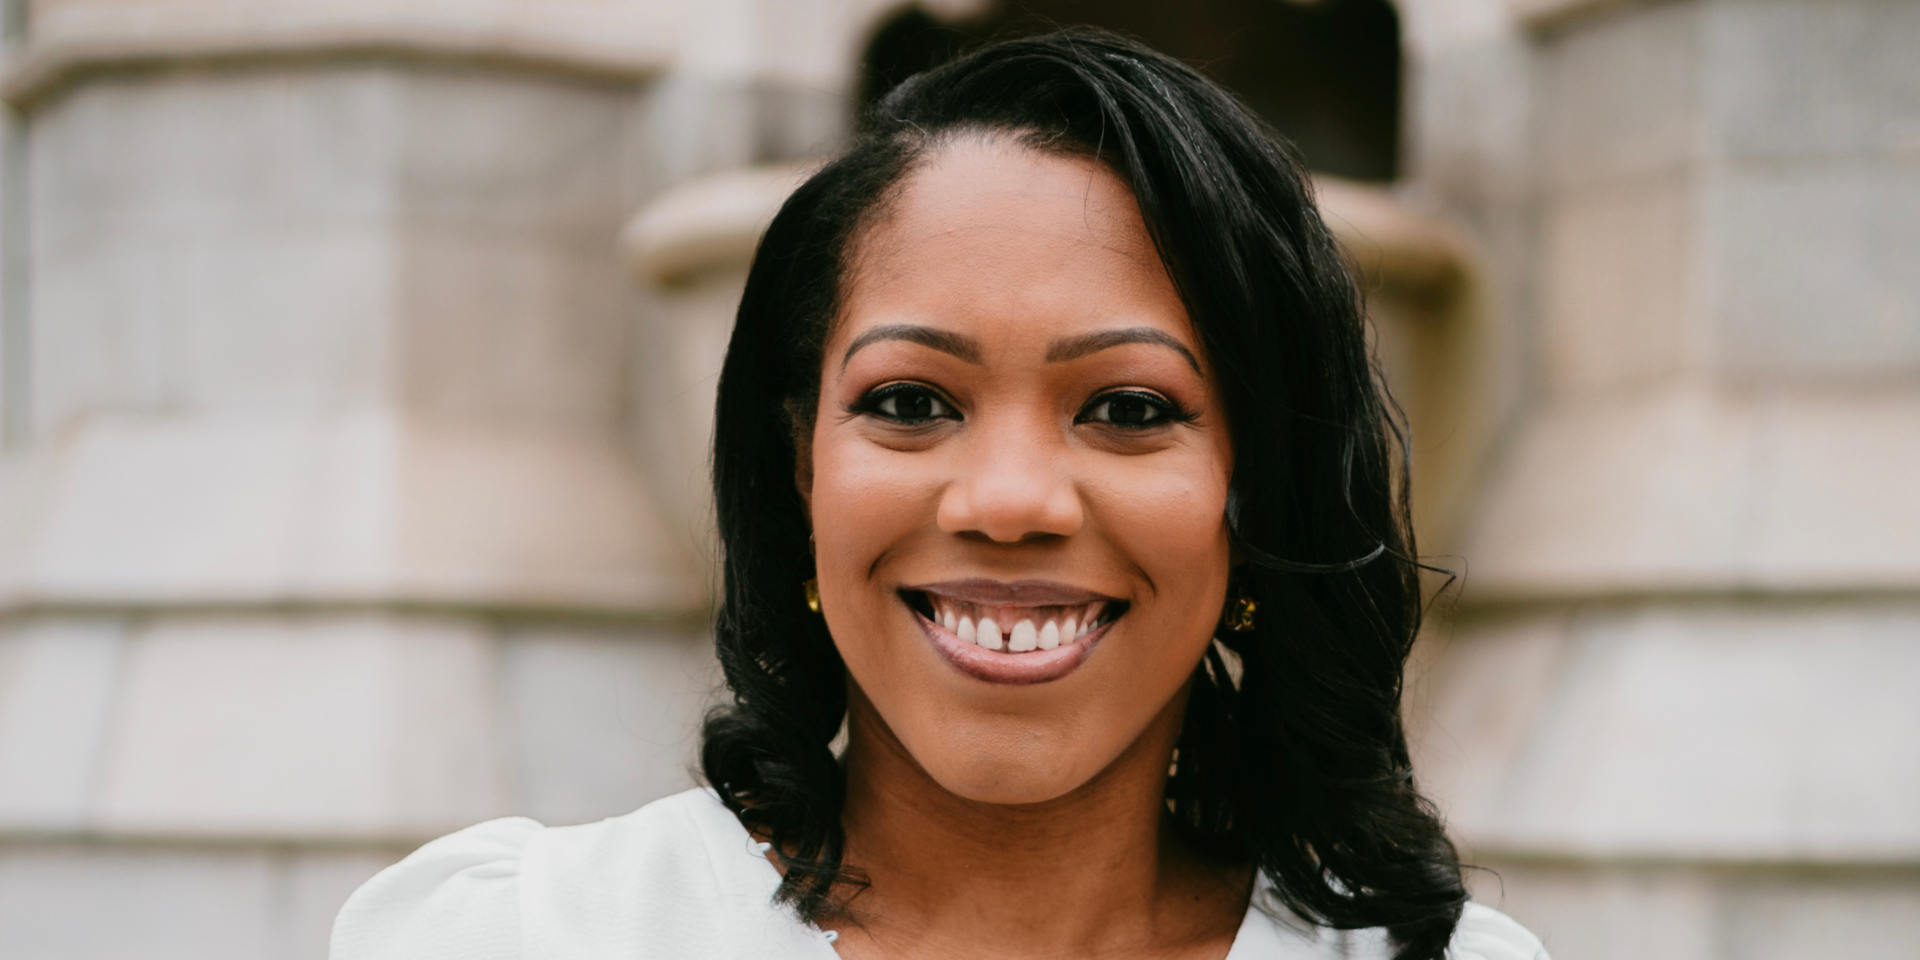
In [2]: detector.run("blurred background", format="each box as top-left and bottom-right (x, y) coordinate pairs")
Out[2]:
(0, 0), (1915, 957)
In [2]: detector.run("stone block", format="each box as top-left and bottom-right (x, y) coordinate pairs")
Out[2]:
(392, 69), (633, 232)
(27, 65), (650, 433)
(1407, 609), (1571, 836)
(0, 842), (278, 960)
(14, 414), (395, 603)
(31, 224), (395, 427)
(1540, 173), (1698, 391)
(93, 613), (506, 841)
(1724, 874), (1920, 960)
(1403, 34), (1535, 205)
(393, 418), (698, 610)
(498, 624), (720, 826)
(1751, 390), (1920, 588)
(397, 227), (629, 430)
(1464, 386), (1762, 596)
(1534, 0), (1702, 189)
(1705, 0), (1920, 162)
(1451, 600), (1920, 860)
(0, 616), (124, 828)
(29, 67), (399, 252)
(1708, 162), (1920, 377)
(1462, 384), (1920, 597)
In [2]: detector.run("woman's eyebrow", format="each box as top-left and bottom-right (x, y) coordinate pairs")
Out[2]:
(1046, 327), (1201, 374)
(841, 324), (984, 370)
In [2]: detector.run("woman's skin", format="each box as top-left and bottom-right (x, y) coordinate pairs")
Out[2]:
(795, 134), (1249, 960)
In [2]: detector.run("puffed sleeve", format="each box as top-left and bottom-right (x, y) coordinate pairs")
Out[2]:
(1450, 902), (1550, 960)
(330, 817), (544, 960)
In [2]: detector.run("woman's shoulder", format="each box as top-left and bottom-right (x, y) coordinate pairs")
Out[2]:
(329, 788), (835, 960)
(329, 814), (540, 960)
(1450, 903), (1550, 960)
(1234, 895), (1548, 960)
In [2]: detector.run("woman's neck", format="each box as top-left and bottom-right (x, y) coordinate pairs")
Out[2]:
(830, 688), (1250, 960)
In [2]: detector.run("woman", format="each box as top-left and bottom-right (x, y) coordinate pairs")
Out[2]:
(334, 29), (1545, 960)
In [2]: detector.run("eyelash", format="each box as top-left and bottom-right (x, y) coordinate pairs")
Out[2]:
(853, 382), (958, 424)
(853, 383), (1193, 430)
(1076, 390), (1195, 429)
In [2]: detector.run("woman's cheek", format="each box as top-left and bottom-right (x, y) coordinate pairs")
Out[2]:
(1094, 455), (1231, 571)
(1092, 458), (1233, 674)
(807, 433), (936, 643)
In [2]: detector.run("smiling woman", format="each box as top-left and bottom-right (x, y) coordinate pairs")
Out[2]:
(331, 28), (1545, 960)
(804, 134), (1239, 820)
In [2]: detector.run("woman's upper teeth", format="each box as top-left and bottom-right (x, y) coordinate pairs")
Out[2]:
(933, 599), (1106, 652)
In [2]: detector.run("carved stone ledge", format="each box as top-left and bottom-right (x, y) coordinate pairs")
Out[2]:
(3, 0), (684, 106)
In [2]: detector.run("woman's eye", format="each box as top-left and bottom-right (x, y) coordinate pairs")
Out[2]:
(1080, 391), (1175, 428)
(864, 385), (955, 423)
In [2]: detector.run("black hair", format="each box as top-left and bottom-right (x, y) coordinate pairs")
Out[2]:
(700, 28), (1466, 960)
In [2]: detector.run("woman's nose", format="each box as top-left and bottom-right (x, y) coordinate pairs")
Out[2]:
(935, 419), (1084, 543)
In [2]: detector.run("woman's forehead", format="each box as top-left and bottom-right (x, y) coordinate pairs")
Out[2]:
(862, 136), (1154, 263)
(836, 137), (1196, 356)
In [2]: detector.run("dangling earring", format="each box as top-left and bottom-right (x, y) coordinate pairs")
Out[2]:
(804, 578), (821, 614)
(1224, 593), (1257, 632)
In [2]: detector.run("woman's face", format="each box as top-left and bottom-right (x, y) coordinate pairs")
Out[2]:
(802, 136), (1235, 804)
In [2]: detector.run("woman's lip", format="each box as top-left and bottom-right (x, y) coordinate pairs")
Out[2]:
(911, 605), (1110, 685)
(904, 578), (1118, 606)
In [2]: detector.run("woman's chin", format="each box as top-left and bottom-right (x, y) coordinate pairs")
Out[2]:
(918, 752), (1102, 807)
(941, 778), (1083, 807)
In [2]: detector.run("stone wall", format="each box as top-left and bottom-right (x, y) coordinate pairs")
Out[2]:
(0, 5), (738, 957)
(1408, 1), (1920, 957)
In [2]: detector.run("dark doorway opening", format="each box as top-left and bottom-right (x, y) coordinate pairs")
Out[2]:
(857, 0), (1402, 182)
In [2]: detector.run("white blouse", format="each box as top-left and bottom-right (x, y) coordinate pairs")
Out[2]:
(332, 788), (1547, 960)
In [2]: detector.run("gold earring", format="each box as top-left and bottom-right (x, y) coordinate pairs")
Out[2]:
(1225, 594), (1257, 632)
(804, 578), (821, 613)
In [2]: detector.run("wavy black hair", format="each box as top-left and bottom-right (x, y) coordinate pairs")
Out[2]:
(700, 28), (1466, 960)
